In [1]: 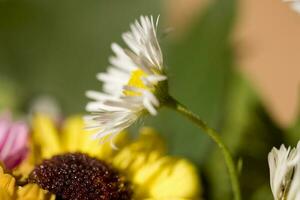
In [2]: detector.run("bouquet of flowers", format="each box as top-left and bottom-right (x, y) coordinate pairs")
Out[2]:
(0, 1), (300, 199)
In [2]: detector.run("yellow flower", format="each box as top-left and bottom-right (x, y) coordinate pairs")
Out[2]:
(19, 114), (201, 200)
(0, 164), (54, 200)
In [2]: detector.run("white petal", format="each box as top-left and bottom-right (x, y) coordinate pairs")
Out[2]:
(146, 74), (167, 83)
(86, 90), (114, 101)
(143, 98), (157, 115)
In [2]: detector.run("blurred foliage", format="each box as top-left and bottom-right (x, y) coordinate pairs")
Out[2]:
(0, 0), (297, 200)
(0, 0), (161, 113)
(206, 74), (283, 200)
(0, 76), (22, 112)
(287, 98), (300, 146)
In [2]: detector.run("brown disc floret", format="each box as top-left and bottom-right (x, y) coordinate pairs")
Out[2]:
(28, 153), (132, 200)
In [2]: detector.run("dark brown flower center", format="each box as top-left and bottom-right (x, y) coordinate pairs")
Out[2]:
(28, 153), (132, 200)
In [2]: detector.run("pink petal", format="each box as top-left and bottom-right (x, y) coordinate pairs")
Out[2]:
(0, 123), (27, 159)
(3, 147), (28, 169)
(0, 115), (11, 150)
(0, 111), (29, 169)
(7, 122), (28, 156)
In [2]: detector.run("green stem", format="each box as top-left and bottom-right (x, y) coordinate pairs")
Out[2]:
(165, 96), (241, 200)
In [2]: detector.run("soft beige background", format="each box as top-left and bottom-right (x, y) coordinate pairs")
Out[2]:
(166, 0), (300, 127)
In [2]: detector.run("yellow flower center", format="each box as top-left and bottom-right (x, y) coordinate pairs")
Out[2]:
(124, 69), (151, 96)
(123, 69), (168, 105)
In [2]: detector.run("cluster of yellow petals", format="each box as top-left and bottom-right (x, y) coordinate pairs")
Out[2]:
(31, 114), (128, 161)
(112, 128), (201, 199)
(0, 165), (54, 200)
(13, 114), (201, 200)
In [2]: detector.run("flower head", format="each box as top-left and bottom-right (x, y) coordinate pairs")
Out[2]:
(18, 114), (201, 199)
(85, 15), (169, 140)
(0, 112), (28, 169)
(268, 142), (300, 200)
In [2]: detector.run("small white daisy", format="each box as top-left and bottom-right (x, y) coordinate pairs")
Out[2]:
(85, 15), (169, 140)
(284, 0), (300, 13)
(268, 142), (300, 200)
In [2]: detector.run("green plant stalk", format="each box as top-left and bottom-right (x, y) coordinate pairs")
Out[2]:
(165, 96), (241, 200)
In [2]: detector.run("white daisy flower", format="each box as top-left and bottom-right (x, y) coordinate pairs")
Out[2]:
(268, 142), (300, 200)
(85, 15), (169, 140)
(284, 0), (300, 13)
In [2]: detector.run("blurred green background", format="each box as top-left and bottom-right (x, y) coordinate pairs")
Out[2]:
(0, 0), (297, 199)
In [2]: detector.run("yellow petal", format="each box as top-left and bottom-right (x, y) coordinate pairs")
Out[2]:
(0, 168), (16, 197)
(128, 127), (166, 153)
(83, 130), (128, 160)
(32, 114), (62, 159)
(61, 116), (85, 153)
(61, 115), (129, 159)
(113, 149), (161, 176)
(112, 128), (165, 175)
(0, 187), (13, 200)
(132, 157), (172, 197)
(17, 183), (55, 200)
(139, 127), (166, 152)
(147, 158), (201, 199)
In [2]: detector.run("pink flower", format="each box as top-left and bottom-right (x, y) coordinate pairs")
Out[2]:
(0, 112), (29, 169)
